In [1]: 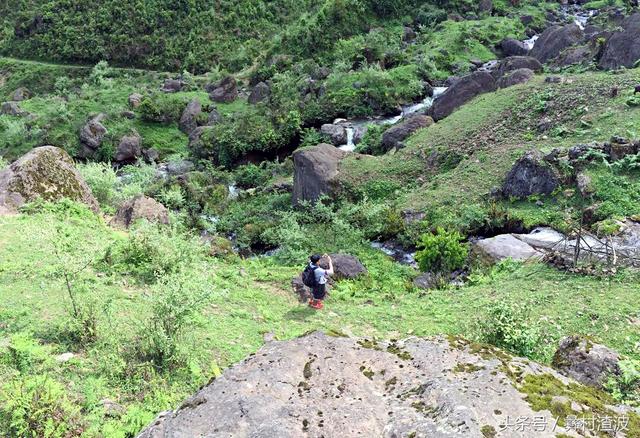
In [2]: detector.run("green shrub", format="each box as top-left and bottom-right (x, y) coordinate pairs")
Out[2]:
(78, 162), (118, 209)
(0, 375), (83, 438)
(477, 301), (541, 358)
(606, 359), (640, 407)
(415, 227), (468, 274)
(139, 94), (191, 124)
(103, 221), (206, 283)
(234, 163), (271, 189)
(137, 269), (212, 370)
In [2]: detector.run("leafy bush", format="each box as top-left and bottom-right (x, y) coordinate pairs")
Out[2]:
(477, 301), (541, 358)
(606, 359), (640, 407)
(0, 375), (83, 437)
(103, 221), (206, 283)
(139, 94), (191, 124)
(234, 163), (271, 189)
(78, 162), (118, 209)
(415, 227), (468, 274)
(137, 269), (212, 370)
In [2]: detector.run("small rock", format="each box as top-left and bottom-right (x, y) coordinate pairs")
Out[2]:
(128, 93), (144, 108)
(115, 134), (142, 164)
(552, 336), (621, 388)
(11, 87), (31, 101)
(110, 195), (170, 229)
(248, 82), (270, 104)
(501, 150), (560, 199)
(161, 79), (184, 93)
(56, 352), (75, 363)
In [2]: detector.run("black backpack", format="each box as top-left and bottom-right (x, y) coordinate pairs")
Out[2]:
(302, 265), (318, 288)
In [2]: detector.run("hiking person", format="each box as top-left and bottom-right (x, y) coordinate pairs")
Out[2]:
(302, 253), (334, 309)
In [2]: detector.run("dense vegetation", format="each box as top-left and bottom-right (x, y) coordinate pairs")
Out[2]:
(1, 0), (640, 436)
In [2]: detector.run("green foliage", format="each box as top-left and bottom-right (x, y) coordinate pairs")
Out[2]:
(103, 221), (206, 283)
(477, 301), (541, 358)
(0, 374), (83, 438)
(415, 228), (468, 274)
(139, 94), (191, 124)
(233, 163), (271, 189)
(606, 359), (640, 407)
(137, 269), (212, 370)
(77, 162), (119, 209)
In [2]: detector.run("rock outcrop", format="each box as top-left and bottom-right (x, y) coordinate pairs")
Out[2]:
(208, 76), (238, 103)
(0, 146), (99, 214)
(530, 24), (584, 64)
(501, 150), (560, 198)
(501, 38), (528, 57)
(472, 234), (542, 265)
(178, 99), (202, 135)
(320, 124), (347, 146)
(292, 144), (346, 206)
(110, 195), (169, 228)
(429, 71), (496, 121)
(319, 254), (367, 280)
(137, 332), (611, 438)
(497, 68), (535, 89)
(552, 336), (621, 389)
(79, 114), (108, 158)
(598, 13), (640, 70)
(248, 82), (270, 104)
(381, 114), (434, 151)
(115, 134), (143, 164)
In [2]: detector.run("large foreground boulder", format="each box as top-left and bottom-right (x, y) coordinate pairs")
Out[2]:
(381, 114), (434, 151)
(552, 336), (621, 389)
(137, 332), (618, 438)
(429, 71), (496, 121)
(0, 146), (99, 214)
(530, 24), (584, 64)
(501, 150), (560, 198)
(598, 13), (640, 70)
(292, 144), (346, 206)
(110, 195), (169, 228)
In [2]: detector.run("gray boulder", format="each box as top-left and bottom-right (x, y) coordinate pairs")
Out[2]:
(551, 45), (596, 69)
(128, 93), (144, 108)
(478, 0), (492, 14)
(472, 234), (542, 265)
(137, 332), (594, 438)
(429, 71), (496, 121)
(599, 13), (640, 70)
(1, 102), (27, 116)
(502, 150), (560, 198)
(493, 56), (543, 79)
(530, 24), (584, 64)
(402, 26), (417, 42)
(552, 336), (621, 389)
(160, 79), (184, 93)
(292, 143), (346, 206)
(0, 146), (99, 214)
(320, 124), (347, 146)
(115, 135), (142, 163)
(248, 82), (270, 104)
(208, 76), (238, 103)
(319, 254), (367, 280)
(501, 38), (528, 57)
(381, 114), (434, 151)
(497, 68), (535, 89)
(179, 99), (202, 135)
(111, 195), (170, 229)
(207, 108), (221, 126)
(79, 114), (108, 157)
(10, 87), (31, 101)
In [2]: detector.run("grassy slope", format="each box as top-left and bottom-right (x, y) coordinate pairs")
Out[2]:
(1, 209), (638, 435)
(339, 69), (640, 231)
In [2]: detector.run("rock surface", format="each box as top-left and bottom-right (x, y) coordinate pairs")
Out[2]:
(137, 332), (596, 438)
(1, 101), (27, 116)
(110, 195), (170, 229)
(497, 68), (535, 89)
(0, 146), (99, 214)
(208, 76), (238, 103)
(493, 56), (543, 79)
(115, 134), (143, 163)
(381, 114), (434, 151)
(429, 71), (496, 121)
(501, 150), (560, 198)
(178, 99), (202, 135)
(472, 234), (542, 265)
(79, 114), (108, 157)
(552, 336), (621, 389)
(320, 124), (347, 146)
(319, 254), (367, 280)
(248, 81), (270, 104)
(292, 144), (346, 206)
(599, 13), (640, 70)
(501, 38), (528, 57)
(530, 24), (584, 64)
(128, 93), (144, 108)
(160, 79), (184, 93)
(10, 87), (31, 101)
